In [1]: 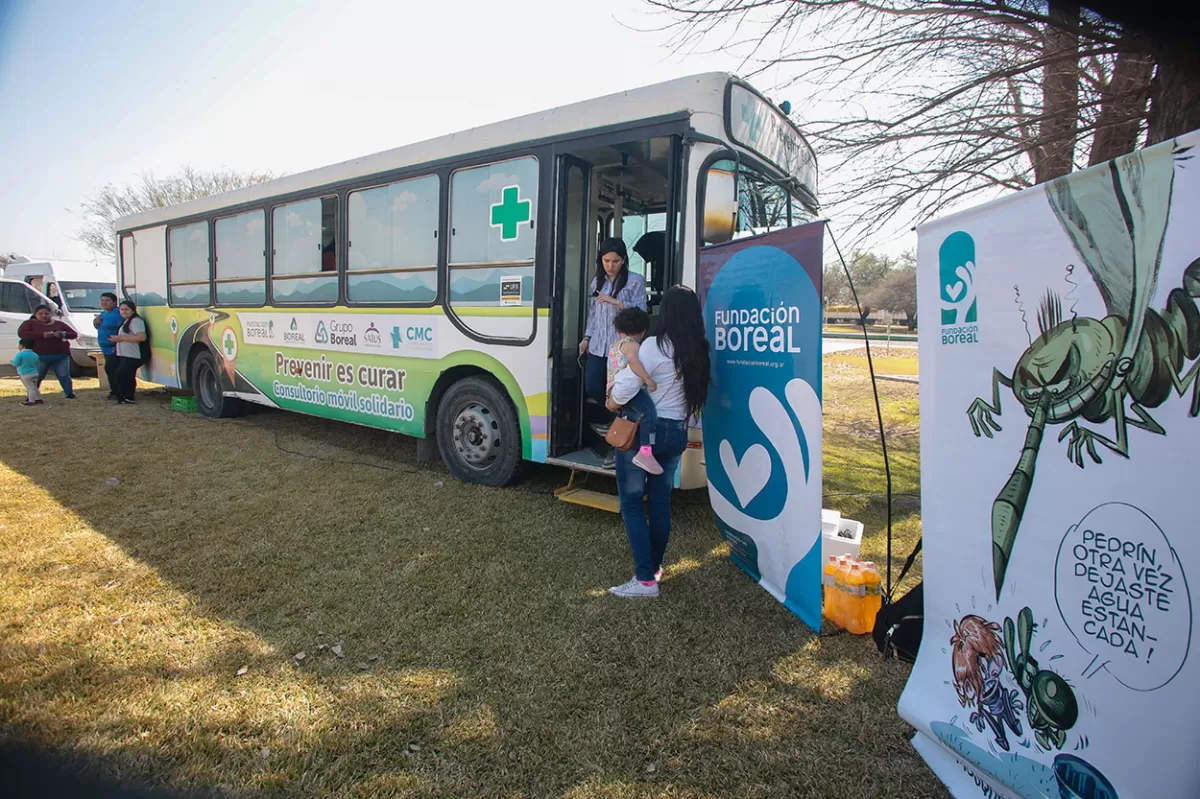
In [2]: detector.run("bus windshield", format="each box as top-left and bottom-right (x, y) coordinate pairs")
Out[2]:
(60, 281), (116, 311)
(708, 159), (815, 243)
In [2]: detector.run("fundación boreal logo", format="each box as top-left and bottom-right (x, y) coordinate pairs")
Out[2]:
(314, 320), (330, 345)
(939, 230), (979, 345)
(284, 316), (305, 344)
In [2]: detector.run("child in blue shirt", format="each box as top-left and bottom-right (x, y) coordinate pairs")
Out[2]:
(12, 338), (43, 406)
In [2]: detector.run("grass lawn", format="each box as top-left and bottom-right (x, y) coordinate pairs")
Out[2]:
(0, 360), (936, 799)
(826, 348), (920, 377)
(822, 324), (916, 337)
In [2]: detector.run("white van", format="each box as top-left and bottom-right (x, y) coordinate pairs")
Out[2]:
(0, 277), (79, 368)
(3, 260), (117, 374)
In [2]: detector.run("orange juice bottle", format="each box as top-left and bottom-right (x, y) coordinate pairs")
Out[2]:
(822, 556), (839, 621)
(861, 562), (883, 634)
(832, 556), (853, 629)
(846, 564), (867, 633)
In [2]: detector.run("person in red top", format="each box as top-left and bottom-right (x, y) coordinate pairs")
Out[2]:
(17, 304), (78, 399)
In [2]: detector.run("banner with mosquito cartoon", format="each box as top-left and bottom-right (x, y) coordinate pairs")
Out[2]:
(901, 132), (1200, 798)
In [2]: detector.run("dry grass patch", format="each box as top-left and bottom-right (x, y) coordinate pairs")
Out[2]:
(0, 367), (936, 798)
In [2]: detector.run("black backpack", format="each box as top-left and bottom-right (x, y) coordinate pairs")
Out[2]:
(873, 581), (924, 662)
(123, 316), (151, 365)
(872, 538), (924, 662)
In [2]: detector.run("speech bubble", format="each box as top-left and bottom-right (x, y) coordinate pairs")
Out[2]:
(1054, 503), (1191, 691)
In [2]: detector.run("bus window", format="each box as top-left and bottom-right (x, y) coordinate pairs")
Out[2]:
(215, 210), (266, 305)
(347, 174), (439, 304)
(167, 221), (210, 305)
(120, 233), (136, 301)
(448, 156), (537, 338)
(272, 196), (338, 304)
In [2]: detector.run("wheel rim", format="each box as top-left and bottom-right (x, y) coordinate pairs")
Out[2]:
(451, 401), (499, 469)
(197, 360), (219, 411)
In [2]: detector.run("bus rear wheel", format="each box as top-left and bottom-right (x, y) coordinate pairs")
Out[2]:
(191, 349), (245, 418)
(436, 376), (524, 487)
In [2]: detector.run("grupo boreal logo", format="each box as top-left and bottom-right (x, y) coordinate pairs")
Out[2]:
(939, 230), (979, 345)
(314, 320), (329, 345)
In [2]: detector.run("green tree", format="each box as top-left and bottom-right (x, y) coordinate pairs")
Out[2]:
(823, 250), (899, 307)
(75, 166), (276, 262)
(865, 266), (919, 329)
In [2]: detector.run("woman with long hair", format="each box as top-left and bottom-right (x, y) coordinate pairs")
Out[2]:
(605, 285), (710, 598)
(107, 300), (147, 405)
(579, 238), (646, 415)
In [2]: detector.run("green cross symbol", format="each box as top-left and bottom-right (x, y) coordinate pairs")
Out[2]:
(490, 186), (532, 241)
(740, 102), (763, 143)
(223, 332), (236, 357)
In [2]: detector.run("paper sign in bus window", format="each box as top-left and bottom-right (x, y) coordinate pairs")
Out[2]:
(500, 275), (522, 306)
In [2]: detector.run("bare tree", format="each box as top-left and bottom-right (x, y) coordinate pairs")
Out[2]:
(645, 0), (1198, 243)
(75, 166), (276, 262)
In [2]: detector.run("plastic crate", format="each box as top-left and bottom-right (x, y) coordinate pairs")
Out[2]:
(171, 395), (199, 413)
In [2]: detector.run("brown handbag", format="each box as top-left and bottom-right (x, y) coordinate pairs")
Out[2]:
(605, 414), (640, 451)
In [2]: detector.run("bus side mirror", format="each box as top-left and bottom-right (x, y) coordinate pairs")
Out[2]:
(702, 167), (736, 245)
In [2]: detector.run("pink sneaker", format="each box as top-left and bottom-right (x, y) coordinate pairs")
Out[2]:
(632, 449), (663, 475)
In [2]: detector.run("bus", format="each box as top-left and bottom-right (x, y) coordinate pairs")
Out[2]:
(114, 72), (818, 492)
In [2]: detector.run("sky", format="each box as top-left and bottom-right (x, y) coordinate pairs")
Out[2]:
(0, 0), (917, 265)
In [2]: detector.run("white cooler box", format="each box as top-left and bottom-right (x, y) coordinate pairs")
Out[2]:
(821, 508), (864, 562)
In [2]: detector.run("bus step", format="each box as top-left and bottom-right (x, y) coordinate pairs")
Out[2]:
(555, 485), (621, 513)
(553, 468), (620, 513)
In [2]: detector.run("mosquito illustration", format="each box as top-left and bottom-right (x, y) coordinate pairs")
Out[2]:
(966, 140), (1198, 599)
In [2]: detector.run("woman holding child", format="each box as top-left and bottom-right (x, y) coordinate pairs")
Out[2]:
(605, 285), (710, 599)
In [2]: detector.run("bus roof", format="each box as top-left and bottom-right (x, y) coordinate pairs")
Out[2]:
(116, 72), (738, 232)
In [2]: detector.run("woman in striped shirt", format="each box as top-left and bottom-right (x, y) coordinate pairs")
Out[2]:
(578, 238), (647, 413)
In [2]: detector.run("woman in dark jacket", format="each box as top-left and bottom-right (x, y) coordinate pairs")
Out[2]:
(16, 304), (78, 399)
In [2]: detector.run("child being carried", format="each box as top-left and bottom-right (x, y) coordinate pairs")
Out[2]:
(606, 308), (662, 475)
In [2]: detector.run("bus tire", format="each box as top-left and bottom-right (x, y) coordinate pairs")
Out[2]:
(191, 349), (245, 419)
(436, 376), (524, 487)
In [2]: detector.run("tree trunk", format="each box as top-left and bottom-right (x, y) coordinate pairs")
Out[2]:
(1146, 50), (1200, 144)
(1036, 0), (1081, 183)
(1089, 47), (1155, 165)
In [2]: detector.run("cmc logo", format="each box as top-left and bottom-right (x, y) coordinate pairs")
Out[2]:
(391, 325), (435, 349)
(939, 231), (980, 345)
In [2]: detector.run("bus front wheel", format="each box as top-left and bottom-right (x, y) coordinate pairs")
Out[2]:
(436, 377), (524, 487)
(191, 349), (245, 418)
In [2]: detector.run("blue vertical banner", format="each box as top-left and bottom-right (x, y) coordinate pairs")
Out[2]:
(699, 222), (825, 631)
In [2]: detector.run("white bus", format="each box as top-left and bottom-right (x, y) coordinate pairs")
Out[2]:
(114, 72), (818, 495)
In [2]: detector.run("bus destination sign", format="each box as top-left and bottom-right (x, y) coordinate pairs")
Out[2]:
(727, 84), (817, 197)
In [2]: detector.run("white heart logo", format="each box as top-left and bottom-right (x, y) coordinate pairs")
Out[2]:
(945, 280), (965, 301)
(719, 440), (772, 508)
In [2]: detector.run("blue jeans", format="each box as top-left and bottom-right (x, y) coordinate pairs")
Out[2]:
(621, 388), (658, 447)
(36, 353), (73, 396)
(615, 417), (688, 582)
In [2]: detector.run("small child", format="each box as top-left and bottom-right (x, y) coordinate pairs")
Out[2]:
(12, 339), (43, 406)
(607, 308), (662, 475)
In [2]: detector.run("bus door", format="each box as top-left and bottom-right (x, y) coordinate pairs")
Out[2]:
(549, 155), (591, 456)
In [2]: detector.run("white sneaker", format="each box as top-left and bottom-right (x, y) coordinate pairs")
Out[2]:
(609, 577), (660, 598)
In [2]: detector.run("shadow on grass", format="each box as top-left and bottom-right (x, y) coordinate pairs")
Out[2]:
(0, 379), (943, 799)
